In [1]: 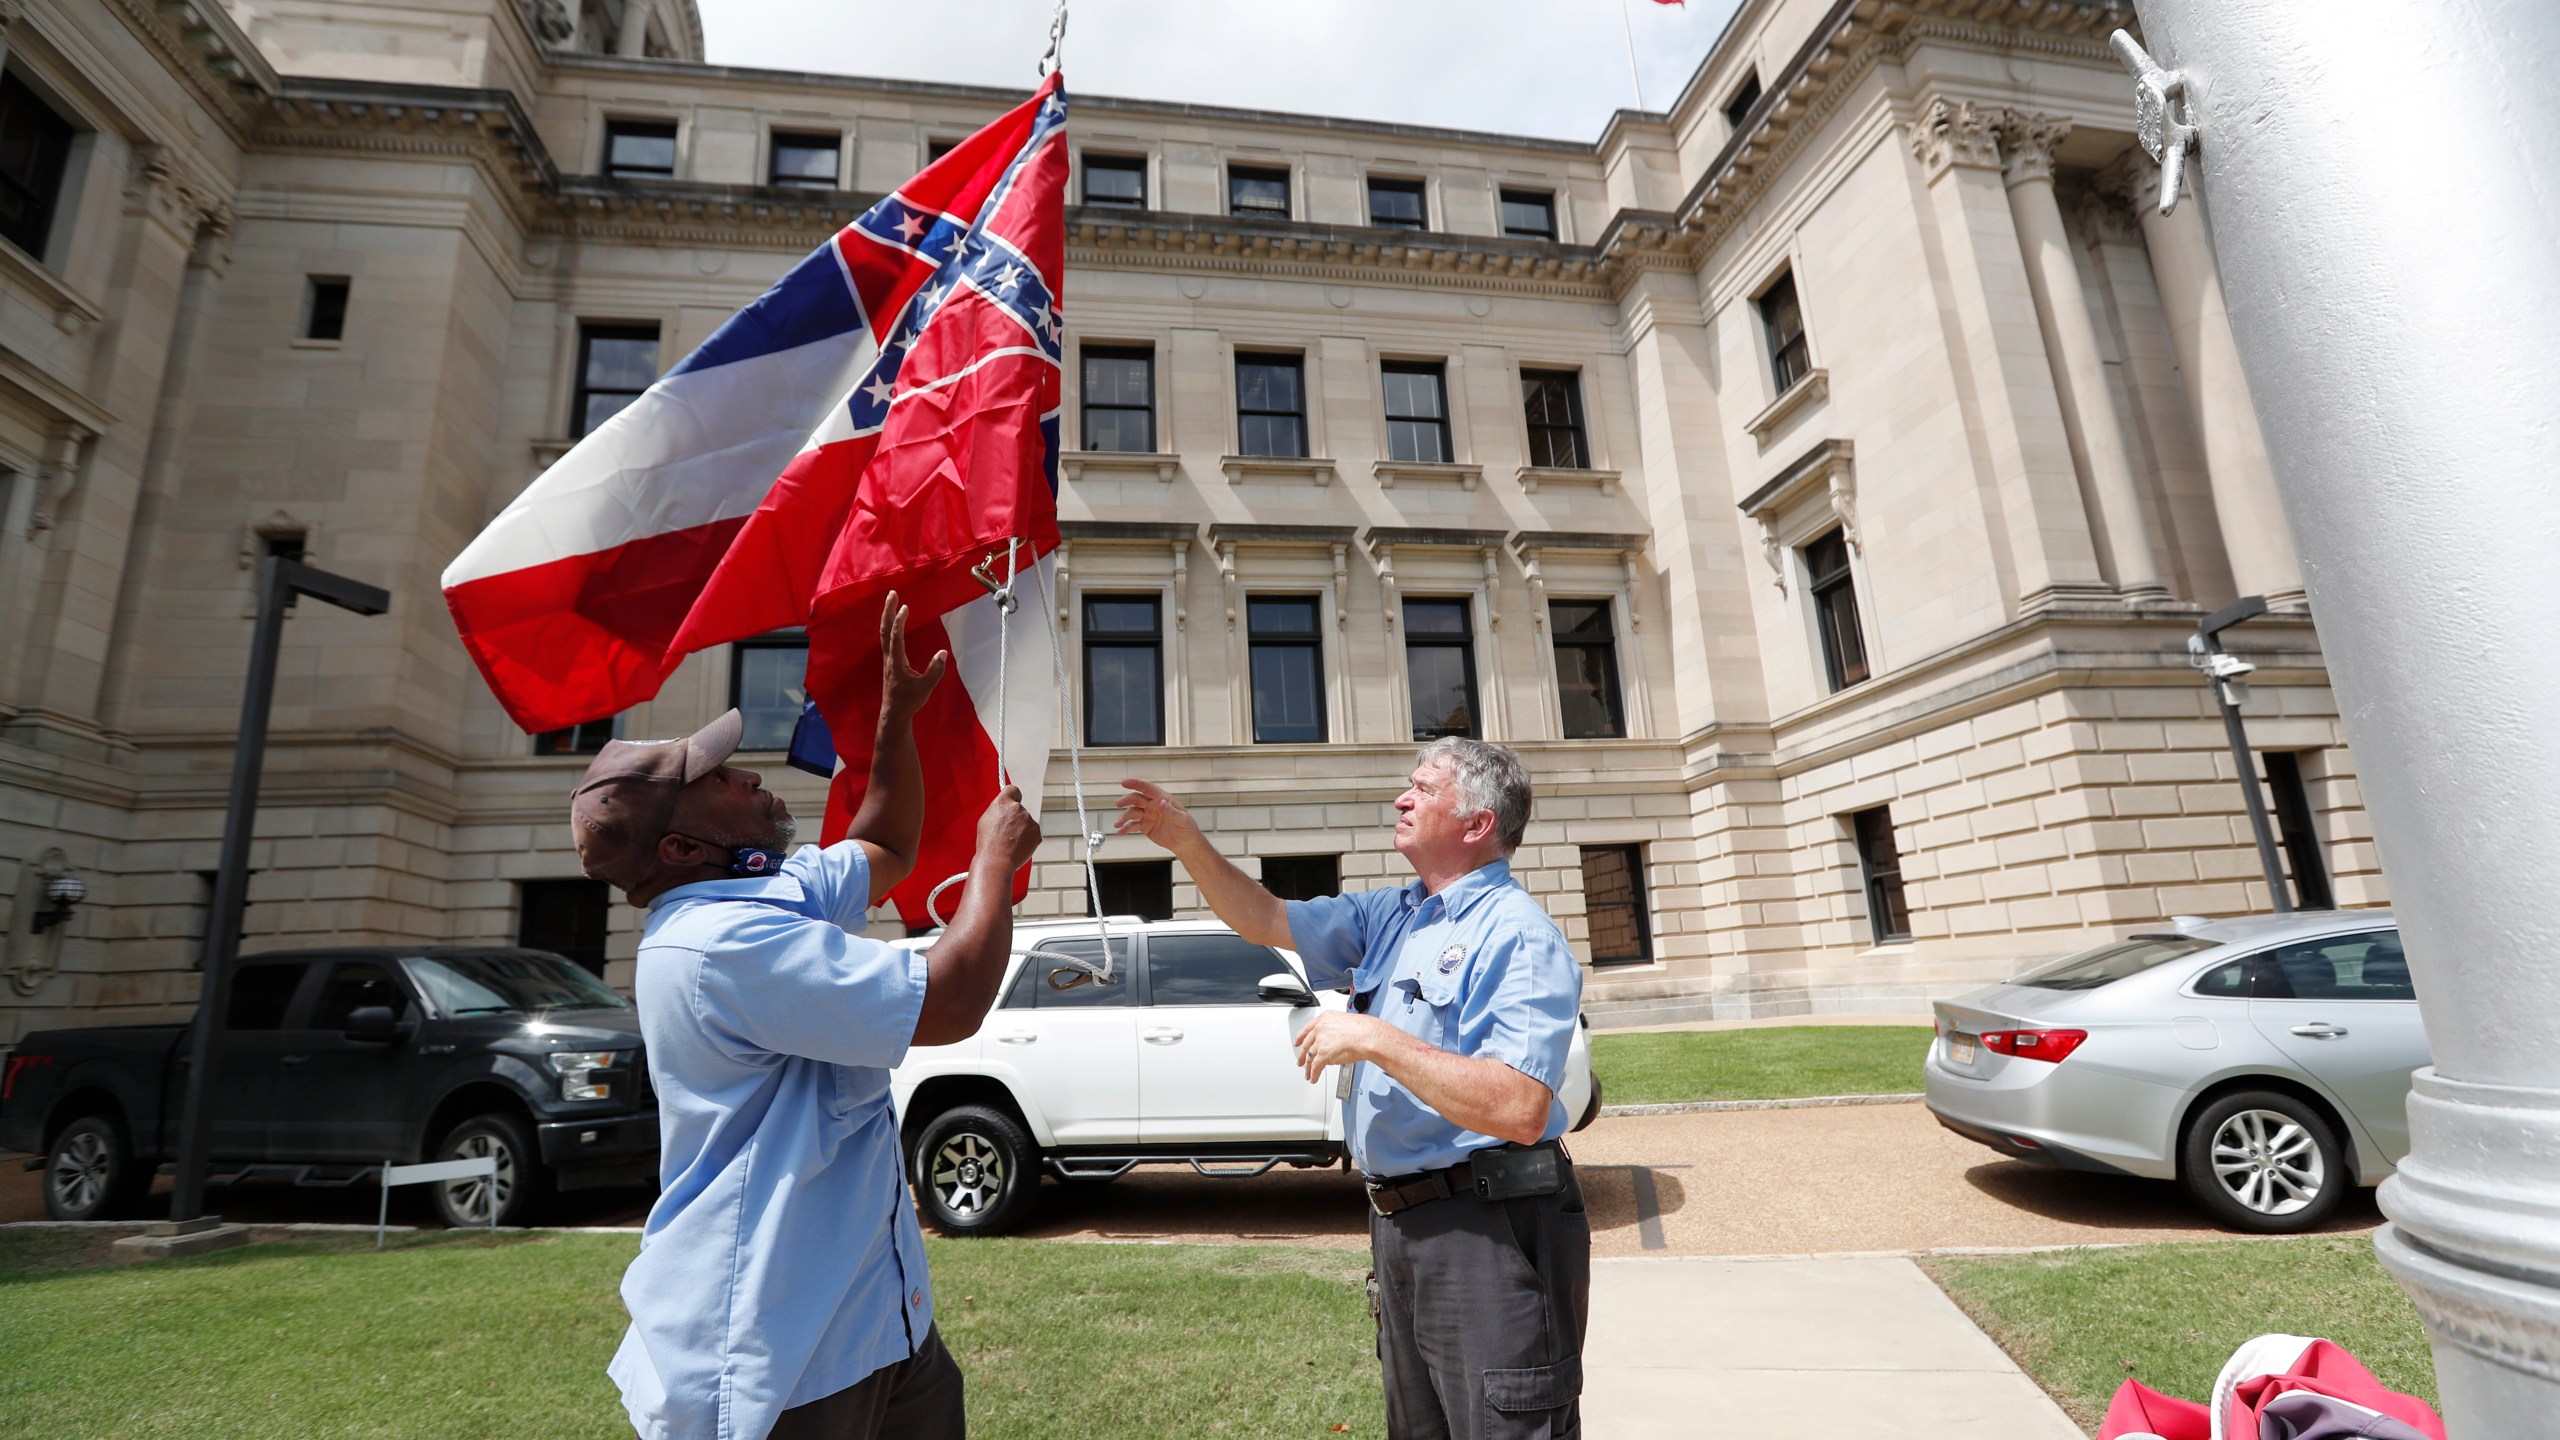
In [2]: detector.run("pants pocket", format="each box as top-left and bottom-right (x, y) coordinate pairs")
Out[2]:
(1484, 1353), (1583, 1413)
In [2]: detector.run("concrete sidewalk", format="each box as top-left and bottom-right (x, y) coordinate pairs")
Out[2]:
(1582, 1254), (2084, 1437)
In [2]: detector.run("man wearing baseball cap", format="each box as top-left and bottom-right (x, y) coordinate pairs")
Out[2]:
(590, 596), (1040, 1440)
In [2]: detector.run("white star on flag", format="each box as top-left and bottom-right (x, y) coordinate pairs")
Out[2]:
(862, 375), (895, 407)
(994, 263), (1025, 294)
(895, 211), (928, 244)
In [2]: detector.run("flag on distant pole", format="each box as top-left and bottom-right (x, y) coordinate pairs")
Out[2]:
(442, 75), (1070, 924)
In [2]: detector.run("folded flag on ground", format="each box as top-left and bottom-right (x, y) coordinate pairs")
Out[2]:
(2098, 1333), (2446, 1440)
(442, 76), (1069, 925)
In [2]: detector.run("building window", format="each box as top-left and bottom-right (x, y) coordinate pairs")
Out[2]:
(1368, 176), (1426, 229)
(535, 717), (619, 755)
(1551, 599), (1625, 739)
(769, 131), (840, 189)
(1852, 806), (1912, 944)
(1227, 163), (1291, 219)
(1803, 528), (1869, 691)
(1722, 71), (1763, 130)
(1082, 153), (1146, 209)
(1261, 855), (1340, 902)
(1247, 595), (1326, 743)
(519, 879), (612, 976)
(1758, 271), (1811, 393)
(1521, 369), (1588, 469)
(0, 71), (74, 260)
(1403, 598), (1479, 741)
(731, 631), (809, 752)
(1381, 361), (1452, 464)
(2263, 752), (2335, 910)
(927, 137), (960, 164)
(1090, 859), (1175, 921)
(603, 119), (678, 178)
(574, 324), (660, 436)
(1499, 188), (1557, 241)
(1236, 353), (1308, 458)
(302, 278), (350, 342)
(1083, 594), (1164, 747)
(1580, 845), (1652, 964)
(1080, 345), (1155, 452)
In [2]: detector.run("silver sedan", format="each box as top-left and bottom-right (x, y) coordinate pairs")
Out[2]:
(1924, 911), (2426, 1233)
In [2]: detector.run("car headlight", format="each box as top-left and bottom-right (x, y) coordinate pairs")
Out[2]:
(547, 1050), (622, 1102)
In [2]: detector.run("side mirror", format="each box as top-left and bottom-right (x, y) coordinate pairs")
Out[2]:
(1257, 972), (1317, 1008)
(343, 1005), (399, 1043)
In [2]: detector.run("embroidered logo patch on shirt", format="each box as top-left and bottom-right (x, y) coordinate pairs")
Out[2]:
(1437, 943), (1467, 973)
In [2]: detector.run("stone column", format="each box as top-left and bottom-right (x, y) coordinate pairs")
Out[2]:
(2098, 150), (2306, 610)
(615, 0), (651, 57)
(1907, 97), (2110, 613)
(1996, 111), (2169, 603)
(2132, 1), (2560, 1433)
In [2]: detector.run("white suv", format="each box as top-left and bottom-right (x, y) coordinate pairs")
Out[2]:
(890, 916), (1601, 1235)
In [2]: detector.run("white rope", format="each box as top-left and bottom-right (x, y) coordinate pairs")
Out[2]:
(921, 536), (1116, 989)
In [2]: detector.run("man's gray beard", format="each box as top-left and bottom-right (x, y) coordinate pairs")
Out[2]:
(712, 812), (796, 854)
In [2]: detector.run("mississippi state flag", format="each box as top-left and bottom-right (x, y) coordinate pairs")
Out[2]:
(443, 75), (1068, 924)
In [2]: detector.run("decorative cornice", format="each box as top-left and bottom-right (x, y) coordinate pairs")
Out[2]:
(1067, 210), (1610, 300)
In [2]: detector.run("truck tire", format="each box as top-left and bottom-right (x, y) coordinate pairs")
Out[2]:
(909, 1104), (1038, 1237)
(44, 1112), (151, 1222)
(430, 1112), (553, 1229)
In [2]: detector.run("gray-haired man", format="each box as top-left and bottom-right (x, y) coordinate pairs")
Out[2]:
(1116, 738), (1588, 1440)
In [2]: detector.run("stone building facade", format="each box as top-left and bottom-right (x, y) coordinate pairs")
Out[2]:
(0, 0), (2383, 1046)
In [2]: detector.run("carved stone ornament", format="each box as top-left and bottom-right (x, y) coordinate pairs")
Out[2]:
(1910, 98), (2002, 180)
(527, 0), (576, 44)
(1995, 111), (2072, 189)
(2092, 146), (2185, 222)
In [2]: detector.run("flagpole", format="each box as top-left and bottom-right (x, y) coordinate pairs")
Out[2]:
(1619, 0), (1646, 112)
(1039, 0), (1067, 76)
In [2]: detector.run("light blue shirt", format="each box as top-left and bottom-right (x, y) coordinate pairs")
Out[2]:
(609, 842), (934, 1440)
(1287, 858), (1582, 1177)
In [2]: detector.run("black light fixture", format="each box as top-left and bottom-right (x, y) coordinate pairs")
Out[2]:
(31, 874), (84, 933)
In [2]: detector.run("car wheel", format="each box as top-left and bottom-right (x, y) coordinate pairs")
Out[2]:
(2180, 1090), (2347, 1233)
(910, 1105), (1038, 1236)
(431, 1112), (553, 1229)
(45, 1113), (151, 1222)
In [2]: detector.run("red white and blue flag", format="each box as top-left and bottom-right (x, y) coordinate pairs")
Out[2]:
(442, 75), (1069, 924)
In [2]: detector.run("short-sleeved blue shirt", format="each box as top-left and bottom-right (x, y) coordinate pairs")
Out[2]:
(1287, 858), (1582, 1177)
(608, 842), (934, 1440)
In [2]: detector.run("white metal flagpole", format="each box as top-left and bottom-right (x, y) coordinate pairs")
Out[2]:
(1619, 0), (1647, 112)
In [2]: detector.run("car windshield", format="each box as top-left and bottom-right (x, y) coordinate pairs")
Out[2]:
(2013, 935), (2219, 991)
(404, 953), (631, 1015)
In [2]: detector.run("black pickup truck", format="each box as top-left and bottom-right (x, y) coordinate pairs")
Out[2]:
(0, 947), (656, 1226)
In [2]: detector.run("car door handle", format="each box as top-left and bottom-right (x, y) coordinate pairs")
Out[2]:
(994, 1033), (1037, 1045)
(1142, 1028), (1183, 1045)
(2290, 1023), (2351, 1040)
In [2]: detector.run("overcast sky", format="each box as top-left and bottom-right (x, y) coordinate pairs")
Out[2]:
(700, 0), (1746, 142)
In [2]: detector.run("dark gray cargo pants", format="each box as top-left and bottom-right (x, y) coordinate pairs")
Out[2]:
(1369, 1161), (1591, 1440)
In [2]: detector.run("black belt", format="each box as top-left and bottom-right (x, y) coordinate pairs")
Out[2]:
(1365, 1140), (1565, 1217)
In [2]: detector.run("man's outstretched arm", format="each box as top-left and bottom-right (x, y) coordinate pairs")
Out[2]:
(1113, 779), (1289, 946)
(913, 787), (1042, 1046)
(844, 593), (947, 902)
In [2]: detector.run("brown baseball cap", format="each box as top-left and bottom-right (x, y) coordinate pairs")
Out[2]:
(569, 709), (745, 890)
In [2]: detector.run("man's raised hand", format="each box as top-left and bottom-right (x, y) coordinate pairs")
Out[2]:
(978, 785), (1042, 872)
(880, 591), (949, 719)
(1114, 779), (1203, 853)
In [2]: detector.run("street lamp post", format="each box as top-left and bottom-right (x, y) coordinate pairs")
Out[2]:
(2188, 595), (2290, 913)
(165, 555), (389, 1229)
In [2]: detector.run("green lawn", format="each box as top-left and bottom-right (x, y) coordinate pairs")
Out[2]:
(1590, 1024), (1932, 1105)
(1924, 1237), (2436, 1430)
(0, 1229), (1381, 1439)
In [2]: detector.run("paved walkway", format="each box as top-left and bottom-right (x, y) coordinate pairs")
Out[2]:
(1583, 1254), (2084, 1437)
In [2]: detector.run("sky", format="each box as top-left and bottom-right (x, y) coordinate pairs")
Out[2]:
(699, 0), (1747, 142)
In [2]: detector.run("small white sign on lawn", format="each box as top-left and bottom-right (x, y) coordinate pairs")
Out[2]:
(377, 1155), (499, 1248)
